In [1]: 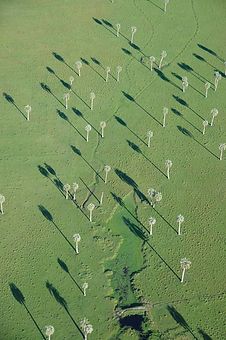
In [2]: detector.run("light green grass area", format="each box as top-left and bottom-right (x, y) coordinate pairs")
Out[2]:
(0, 0), (226, 339)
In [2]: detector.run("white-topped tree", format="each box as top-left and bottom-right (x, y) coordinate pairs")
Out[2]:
(214, 71), (222, 91)
(73, 233), (81, 254)
(45, 325), (55, 340)
(63, 184), (71, 199)
(63, 93), (70, 109)
(69, 76), (74, 91)
(104, 165), (111, 184)
(202, 120), (208, 135)
(162, 107), (169, 127)
(130, 26), (137, 44)
(0, 194), (5, 214)
(24, 105), (32, 121)
(116, 23), (121, 37)
(210, 108), (218, 126)
(149, 56), (155, 71)
(159, 50), (167, 69)
(90, 92), (96, 110)
(204, 82), (211, 98)
(148, 188), (162, 208)
(176, 214), (184, 235)
(105, 66), (111, 82)
(80, 318), (93, 340)
(180, 258), (191, 283)
(72, 182), (79, 201)
(148, 217), (156, 236)
(182, 76), (189, 93)
(147, 130), (153, 147)
(75, 60), (83, 77)
(165, 159), (173, 179)
(87, 203), (95, 222)
(100, 121), (106, 138)
(219, 143), (226, 160)
(116, 66), (122, 82)
(85, 124), (92, 142)
(82, 282), (88, 297)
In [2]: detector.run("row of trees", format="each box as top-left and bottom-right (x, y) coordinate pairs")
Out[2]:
(45, 317), (93, 339)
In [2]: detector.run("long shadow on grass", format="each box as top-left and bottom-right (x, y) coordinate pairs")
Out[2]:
(197, 43), (224, 62)
(70, 145), (104, 181)
(121, 48), (152, 72)
(40, 82), (65, 108)
(172, 108), (202, 134)
(46, 66), (71, 90)
(167, 305), (198, 339)
(79, 177), (100, 205)
(38, 165), (65, 197)
(122, 217), (148, 239)
(72, 107), (101, 136)
(198, 328), (212, 340)
(114, 115), (147, 146)
(173, 95), (205, 121)
(193, 53), (223, 75)
(153, 68), (181, 91)
(127, 140), (167, 178)
(9, 283), (45, 339)
(52, 52), (79, 75)
(171, 72), (205, 97)
(122, 91), (162, 127)
(46, 281), (83, 337)
(3, 92), (27, 119)
(57, 258), (83, 295)
(80, 57), (105, 81)
(147, 0), (164, 12)
(177, 62), (214, 87)
(57, 109), (86, 141)
(38, 205), (77, 252)
(177, 126), (219, 159)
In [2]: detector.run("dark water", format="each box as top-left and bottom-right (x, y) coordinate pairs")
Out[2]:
(120, 314), (144, 332)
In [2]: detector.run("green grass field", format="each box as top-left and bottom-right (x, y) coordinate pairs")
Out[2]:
(1, 0), (226, 339)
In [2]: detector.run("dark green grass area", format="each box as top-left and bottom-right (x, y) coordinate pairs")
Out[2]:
(0, 0), (226, 339)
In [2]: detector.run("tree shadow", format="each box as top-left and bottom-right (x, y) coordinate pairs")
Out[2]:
(177, 62), (214, 86)
(46, 281), (84, 337)
(127, 140), (167, 178)
(122, 216), (147, 240)
(38, 205), (77, 252)
(197, 43), (224, 62)
(72, 107), (101, 136)
(57, 258), (83, 294)
(171, 108), (202, 134)
(177, 126), (218, 159)
(52, 52), (78, 75)
(70, 89), (90, 109)
(46, 66), (71, 90)
(173, 95), (205, 121)
(57, 109), (86, 141)
(71, 145), (104, 181)
(147, 0), (164, 12)
(171, 72), (205, 97)
(92, 17), (115, 37)
(38, 165), (65, 197)
(114, 115), (147, 146)
(115, 168), (138, 188)
(40, 82), (65, 107)
(122, 91), (162, 126)
(3, 92), (26, 119)
(9, 283), (45, 339)
(193, 53), (219, 70)
(152, 206), (177, 234)
(79, 177), (100, 204)
(154, 69), (181, 91)
(167, 305), (198, 339)
(198, 328), (212, 340)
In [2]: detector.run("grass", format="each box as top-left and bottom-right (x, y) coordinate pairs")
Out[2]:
(0, 0), (226, 339)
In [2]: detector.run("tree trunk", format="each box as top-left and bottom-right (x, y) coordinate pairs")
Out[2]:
(181, 268), (186, 283)
(0, 203), (3, 214)
(150, 62), (153, 71)
(148, 137), (151, 148)
(91, 99), (94, 110)
(131, 32), (134, 44)
(203, 126), (206, 135)
(66, 100), (68, 110)
(215, 79), (218, 91)
(73, 193), (76, 201)
(150, 224), (152, 235)
(117, 29), (119, 37)
(84, 289), (86, 296)
(211, 116), (214, 126)
(178, 222), (181, 235)
(164, 3), (167, 12)
(76, 242), (79, 254)
(78, 69), (81, 77)
(85, 334), (87, 340)
(87, 131), (89, 142)
(48, 335), (51, 340)
(159, 57), (163, 69)
(205, 89), (208, 98)
(167, 168), (170, 179)
(163, 115), (166, 127)
(90, 210), (92, 222)
(101, 128), (104, 138)
(105, 172), (108, 184)
(220, 150), (223, 160)
(117, 72), (120, 81)
(100, 192), (104, 205)
(66, 191), (68, 199)
(27, 112), (30, 121)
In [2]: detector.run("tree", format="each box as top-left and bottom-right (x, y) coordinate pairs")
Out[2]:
(90, 92), (95, 110)
(210, 108), (218, 126)
(202, 120), (208, 135)
(182, 76), (189, 93)
(219, 143), (226, 160)
(148, 217), (156, 235)
(63, 93), (70, 110)
(164, 0), (170, 12)
(100, 121), (106, 138)
(104, 165), (111, 184)
(85, 124), (92, 142)
(159, 50), (167, 69)
(105, 66), (111, 82)
(116, 66), (122, 82)
(0, 194), (5, 214)
(82, 282), (88, 296)
(63, 184), (71, 199)
(24, 105), (31, 121)
(87, 203), (95, 222)
(214, 71), (222, 91)
(180, 258), (191, 283)
(165, 159), (173, 179)
(162, 107), (169, 127)
(149, 56), (155, 71)
(131, 26), (137, 44)
(69, 76), (74, 91)
(148, 188), (162, 208)
(176, 214), (184, 235)
(147, 130), (153, 147)
(80, 318), (93, 340)
(75, 60), (82, 77)
(45, 325), (54, 340)
(204, 82), (211, 98)
(100, 192), (104, 205)
(116, 23), (121, 37)
(72, 182), (79, 200)
(73, 233), (81, 254)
